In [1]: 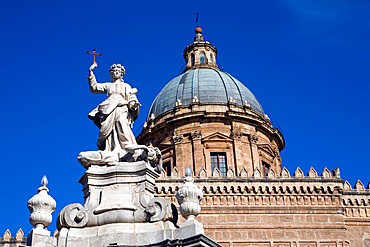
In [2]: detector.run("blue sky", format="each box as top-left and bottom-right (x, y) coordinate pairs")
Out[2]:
(0, 0), (369, 235)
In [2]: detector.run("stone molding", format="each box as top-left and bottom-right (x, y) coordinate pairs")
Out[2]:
(155, 181), (344, 209)
(156, 181), (343, 196)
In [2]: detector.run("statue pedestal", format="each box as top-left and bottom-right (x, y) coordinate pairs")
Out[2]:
(58, 161), (162, 228)
(52, 160), (220, 247)
(80, 161), (158, 218)
(53, 162), (219, 247)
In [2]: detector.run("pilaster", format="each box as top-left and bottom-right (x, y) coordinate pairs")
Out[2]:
(191, 131), (204, 176)
(249, 134), (259, 173)
(173, 134), (185, 175)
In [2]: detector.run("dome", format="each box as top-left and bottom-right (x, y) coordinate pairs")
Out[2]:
(147, 68), (264, 120)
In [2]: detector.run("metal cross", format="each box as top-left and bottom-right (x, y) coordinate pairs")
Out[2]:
(86, 49), (102, 63)
(196, 13), (199, 27)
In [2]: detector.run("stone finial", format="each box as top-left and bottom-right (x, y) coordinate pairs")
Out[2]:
(343, 180), (352, 190)
(172, 167), (180, 178)
(239, 167), (248, 177)
(267, 168), (276, 178)
(15, 229), (24, 241)
(194, 27), (204, 42)
(307, 167), (318, 178)
(281, 167), (290, 178)
(3, 229), (11, 241)
(185, 166), (192, 177)
(253, 167), (262, 178)
(243, 100), (251, 108)
(294, 167), (304, 178)
(212, 167), (221, 177)
(321, 167), (331, 178)
(198, 167), (207, 178)
(159, 168), (166, 178)
(176, 166), (203, 220)
(28, 176), (56, 230)
(332, 168), (340, 178)
(355, 180), (365, 190)
(229, 97), (236, 104)
(226, 167), (235, 177)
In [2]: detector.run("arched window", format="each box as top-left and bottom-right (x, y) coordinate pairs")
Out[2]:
(191, 53), (195, 66)
(200, 52), (206, 64)
(210, 55), (214, 65)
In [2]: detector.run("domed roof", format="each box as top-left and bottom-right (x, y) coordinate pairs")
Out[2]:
(147, 68), (264, 120)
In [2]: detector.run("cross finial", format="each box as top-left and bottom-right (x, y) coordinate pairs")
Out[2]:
(196, 13), (199, 27)
(86, 49), (102, 63)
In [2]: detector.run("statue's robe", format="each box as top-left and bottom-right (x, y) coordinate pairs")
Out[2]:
(87, 75), (139, 157)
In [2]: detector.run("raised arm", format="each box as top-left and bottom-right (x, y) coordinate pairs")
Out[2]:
(88, 63), (108, 94)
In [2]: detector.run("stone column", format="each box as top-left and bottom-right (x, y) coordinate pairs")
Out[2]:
(249, 134), (259, 173)
(191, 131), (204, 176)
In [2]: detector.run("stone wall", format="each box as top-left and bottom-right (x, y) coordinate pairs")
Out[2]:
(0, 229), (26, 247)
(138, 103), (284, 179)
(343, 180), (370, 246)
(155, 167), (370, 246)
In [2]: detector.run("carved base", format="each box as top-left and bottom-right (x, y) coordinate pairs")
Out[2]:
(57, 161), (176, 228)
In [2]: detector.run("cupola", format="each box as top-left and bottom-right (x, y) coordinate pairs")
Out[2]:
(183, 26), (219, 72)
(138, 24), (284, 179)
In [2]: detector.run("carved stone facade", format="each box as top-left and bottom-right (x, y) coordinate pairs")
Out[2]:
(154, 168), (370, 246)
(137, 26), (370, 246)
(138, 103), (284, 181)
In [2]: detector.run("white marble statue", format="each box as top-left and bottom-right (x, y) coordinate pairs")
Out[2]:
(78, 62), (141, 167)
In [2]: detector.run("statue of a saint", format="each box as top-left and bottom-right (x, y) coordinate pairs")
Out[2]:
(78, 62), (141, 167)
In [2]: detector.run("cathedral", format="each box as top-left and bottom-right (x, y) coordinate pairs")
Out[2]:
(1, 25), (370, 247)
(138, 26), (370, 246)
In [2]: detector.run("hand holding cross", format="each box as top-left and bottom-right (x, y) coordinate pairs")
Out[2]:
(87, 49), (102, 74)
(87, 49), (102, 64)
